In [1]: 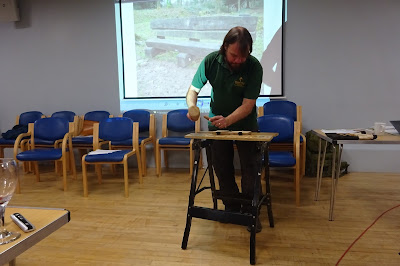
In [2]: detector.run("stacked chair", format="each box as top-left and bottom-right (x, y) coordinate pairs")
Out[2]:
(71, 111), (111, 158)
(110, 109), (155, 177)
(0, 111), (43, 158)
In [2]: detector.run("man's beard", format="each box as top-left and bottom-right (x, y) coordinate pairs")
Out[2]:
(229, 62), (242, 72)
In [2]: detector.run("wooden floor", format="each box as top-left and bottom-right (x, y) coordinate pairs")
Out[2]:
(6, 164), (400, 265)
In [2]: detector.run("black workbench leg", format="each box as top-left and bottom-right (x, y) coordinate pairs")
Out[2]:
(250, 189), (258, 265)
(182, 140), (202, 249)
(263, 142), (274, 228)
(205, 141), (218, 209)
(250, 221), (256, 265)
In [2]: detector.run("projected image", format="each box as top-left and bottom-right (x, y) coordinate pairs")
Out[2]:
(117, 0), (283, 100)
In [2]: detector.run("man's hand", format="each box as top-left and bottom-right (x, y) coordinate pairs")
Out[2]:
(209, 115), (230, 129)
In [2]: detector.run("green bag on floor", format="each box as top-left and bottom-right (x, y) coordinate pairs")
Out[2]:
(305, 131), (349, 177)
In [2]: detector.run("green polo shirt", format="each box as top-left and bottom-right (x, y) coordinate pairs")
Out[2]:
(191, 51), (263, 131)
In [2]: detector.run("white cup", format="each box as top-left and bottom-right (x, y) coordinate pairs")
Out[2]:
(374, 122), (386, 135)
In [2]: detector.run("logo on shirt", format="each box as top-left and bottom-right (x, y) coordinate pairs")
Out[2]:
(234, 77), (245, 87)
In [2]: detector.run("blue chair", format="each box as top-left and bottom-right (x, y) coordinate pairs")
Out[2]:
(110, 110), (156, 177)
(82, 117), (142, 197)
(72, 111), (111, 155)
(14, 117), (77, 192)
(33, 111), (78, 147)
(257, 114), (301, 206)
(258, 100), (306, 176)
(156, 109), (200, 177)
(0, 111), (43, 158)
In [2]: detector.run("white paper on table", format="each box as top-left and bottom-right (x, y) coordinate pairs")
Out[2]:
(321, 129), (360, 134)
(385, 126), (399, 135)
(88, 149), (121, 155)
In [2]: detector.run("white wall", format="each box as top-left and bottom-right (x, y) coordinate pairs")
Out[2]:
(1, 0), (400, 172)
(0, 0), (120, 131)
(285, 0), (400, 172)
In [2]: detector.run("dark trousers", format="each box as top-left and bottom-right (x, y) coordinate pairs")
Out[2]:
(211, 140), (260, 213)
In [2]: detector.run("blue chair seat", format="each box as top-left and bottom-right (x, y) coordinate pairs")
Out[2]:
(34, 138), (56, 145)
(0, 138), (15, 145)
(269, 151), (296, 167)
(72, 136), (93, 145)
(111, 137), (146, 146)
(85, 150), (131, 163)
(16, 148), (63, 161)
(158, 137), (191, 145)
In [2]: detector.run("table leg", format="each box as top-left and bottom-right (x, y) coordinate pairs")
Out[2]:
(9, 258), (16, 266)
(329, 144), (343, 221)
(181, 140), (202, 249)
(205, 141), (218, 209)
(315, 139), (327, 201)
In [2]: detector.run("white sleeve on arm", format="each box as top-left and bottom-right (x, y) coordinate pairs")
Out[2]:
(189, 85), (201, 93)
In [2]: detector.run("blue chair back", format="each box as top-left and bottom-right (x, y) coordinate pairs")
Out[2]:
(51, 111), (76, 122)
(34, 117), (69, 141)
(258, 114), (294, 143)
(84, 111), (110, 122)
(263, 101), (297, 121)
(19, 111), (43, 126)
(99, 118), (133, 141)
(123, 110), (150, 133)
(167, 109), (195, 132)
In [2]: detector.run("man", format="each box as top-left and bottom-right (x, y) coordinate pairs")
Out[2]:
(186, 26), (263, 232)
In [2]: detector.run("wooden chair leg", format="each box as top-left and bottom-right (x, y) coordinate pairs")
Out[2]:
(301, 141), (306, 177)
(163, 150), (168, 169)
(69, 150), (77, 179)
(123, 161), (129, 198)
(0, 147), (4, 158)
(295, 165), (301, 206)
(28, 162), (33, 174)
(136, 150), (143, 184)
(34, 162), (40, 182)
(62, 158), (67, 191)
(156, 143), (161, 177)
(66, 153), (71, 173)
(82, 156), (88, 197)
(95, 165), (102, 184)
(141, 145), (147, 177)
(55, 161), (59, 175)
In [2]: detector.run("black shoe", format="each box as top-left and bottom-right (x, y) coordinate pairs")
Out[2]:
(247, 217), (262, 233)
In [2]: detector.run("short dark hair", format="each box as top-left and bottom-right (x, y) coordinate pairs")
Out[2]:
(219, 26), (253, 56)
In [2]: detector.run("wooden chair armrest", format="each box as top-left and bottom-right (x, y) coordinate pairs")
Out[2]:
(62, 132), (72, 152)
(257, 106), (264, 117)
(294, 121), (301, 158)
(13, 132), (32, 160)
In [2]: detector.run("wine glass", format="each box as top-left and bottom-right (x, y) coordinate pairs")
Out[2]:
(0, 158), (21, 245)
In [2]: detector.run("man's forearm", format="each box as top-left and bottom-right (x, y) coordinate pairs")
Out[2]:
(225, 99), (256, 126)
(186, 85), (199, 107)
